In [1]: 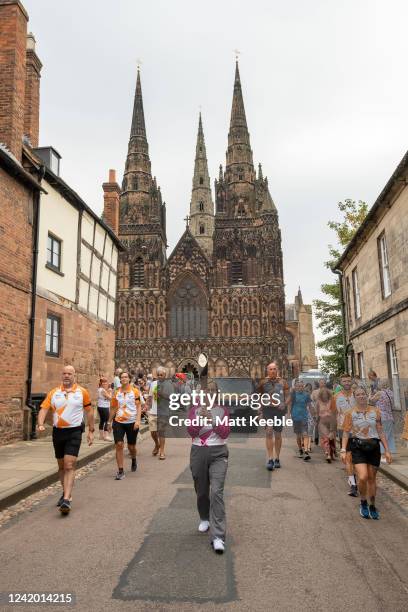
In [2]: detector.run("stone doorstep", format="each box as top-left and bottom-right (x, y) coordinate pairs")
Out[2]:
(0, 424), (148, 512)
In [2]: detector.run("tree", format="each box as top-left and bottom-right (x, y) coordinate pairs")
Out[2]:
(314, 199), (368, 375)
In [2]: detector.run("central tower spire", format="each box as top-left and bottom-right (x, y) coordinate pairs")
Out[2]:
(189, 112), (214, 256)
(225, 61), (255, 186)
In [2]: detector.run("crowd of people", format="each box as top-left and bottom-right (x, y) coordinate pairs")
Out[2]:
(36, 362), (407, 555)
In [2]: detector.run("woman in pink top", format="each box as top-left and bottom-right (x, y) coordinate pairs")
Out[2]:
(316, 387), (336, 462)
(187, 380), (230, 555)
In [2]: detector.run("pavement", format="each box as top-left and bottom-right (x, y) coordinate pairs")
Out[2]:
(0, 433), (407, 611)
(379, 440), (408, 490)
(0, 425), (148, 511)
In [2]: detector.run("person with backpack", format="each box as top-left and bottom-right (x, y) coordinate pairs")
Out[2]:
(107, 371), (142, 480)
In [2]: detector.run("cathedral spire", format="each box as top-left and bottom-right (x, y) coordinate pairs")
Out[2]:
(119, 68), (166, 248)
(122, 68), (152, 196)
(225, 61), (255, 185)
(190, 112), (214, 256)
(130, 69), (146, 139)
(229, 61), (249, 133)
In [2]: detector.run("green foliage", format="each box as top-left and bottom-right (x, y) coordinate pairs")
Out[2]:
(313, 199), (368, 375)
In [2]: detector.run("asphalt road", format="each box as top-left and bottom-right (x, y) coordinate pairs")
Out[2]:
(1, 433), (408, 612)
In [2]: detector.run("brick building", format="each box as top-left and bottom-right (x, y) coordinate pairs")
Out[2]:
(335, 151), (408, 423)
(0, 0), (122, 444)
(110, 65), (288, 379)
(0, 0), (44, 443)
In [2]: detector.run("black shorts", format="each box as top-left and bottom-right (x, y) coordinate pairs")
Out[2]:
(113, 421), (139, 445)
(52, 426), (82, 459)
(263, 407), (284, 433)
(350, 438), (381, 467)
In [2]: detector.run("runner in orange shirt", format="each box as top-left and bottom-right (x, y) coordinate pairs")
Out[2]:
(37, 365), (94, 515)
(107, 371), (142, 480)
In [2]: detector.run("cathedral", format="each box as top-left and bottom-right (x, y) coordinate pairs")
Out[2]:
(109, 62), (289, 379)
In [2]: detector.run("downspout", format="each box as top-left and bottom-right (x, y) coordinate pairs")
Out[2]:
(26, 165), (45, 439)
(333, 268), (347, 373)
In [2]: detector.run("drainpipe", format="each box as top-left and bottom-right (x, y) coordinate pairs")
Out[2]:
(26, 166), (45, 439)
(333, 268), (348, 373)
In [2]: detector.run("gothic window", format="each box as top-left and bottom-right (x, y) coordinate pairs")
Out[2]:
(247, 245), (257, 258)
(199, 224), (205, 235)
(148, 322), (155, 338)
(199, 201), (204, 212)
(230, 261), (243, 285)
(199, 177), (204, 185)
(169, 276), (208, 338)
(159, 301), (164, 316)
(132, 258), (144, 288)
(232, 321), (239, 337)
(223, 321), (229, 337)
(286, 332), (295, 355)
(129, 323), (135, 339)
(149, 302), (155, 317)
(213, 321), (219, 336)
(129, 303), (135, 318)
(243, 320), (249, 336)
(138, 322), (146, 338)
(119, 324), (126, 339)
(232, 299), (239, 315)
(242, 299), (249, 315)
(120, 303), (126, 318)
(222, 300), (228, 315)
(252, 320), (260, 336)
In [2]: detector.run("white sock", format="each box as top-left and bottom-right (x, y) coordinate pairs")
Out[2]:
(348, 475), (356, 487)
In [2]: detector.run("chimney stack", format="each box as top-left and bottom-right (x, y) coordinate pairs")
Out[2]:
(103, 169), (120, 235)
(0, 0), (29, 159)
(24, 31), (42, 147)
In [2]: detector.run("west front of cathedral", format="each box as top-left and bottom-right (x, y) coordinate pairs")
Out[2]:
(110, 63), (288, 379)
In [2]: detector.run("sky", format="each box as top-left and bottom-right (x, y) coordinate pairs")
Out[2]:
(25, 0), (408, 337)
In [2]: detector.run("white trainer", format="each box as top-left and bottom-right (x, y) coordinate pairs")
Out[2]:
(198, 520), (210, 533)
(212, 538), (225, 554)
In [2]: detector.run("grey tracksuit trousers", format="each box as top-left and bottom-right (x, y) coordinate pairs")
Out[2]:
(190, 444), (229, 540)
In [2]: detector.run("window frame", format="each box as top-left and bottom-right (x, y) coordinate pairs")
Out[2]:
(351, 267), (361, 320)
(46, 314), (61, 357)
(46, 232), (62, 274)
(357, 351), (365, 379)
(377, 232), (392, 298)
